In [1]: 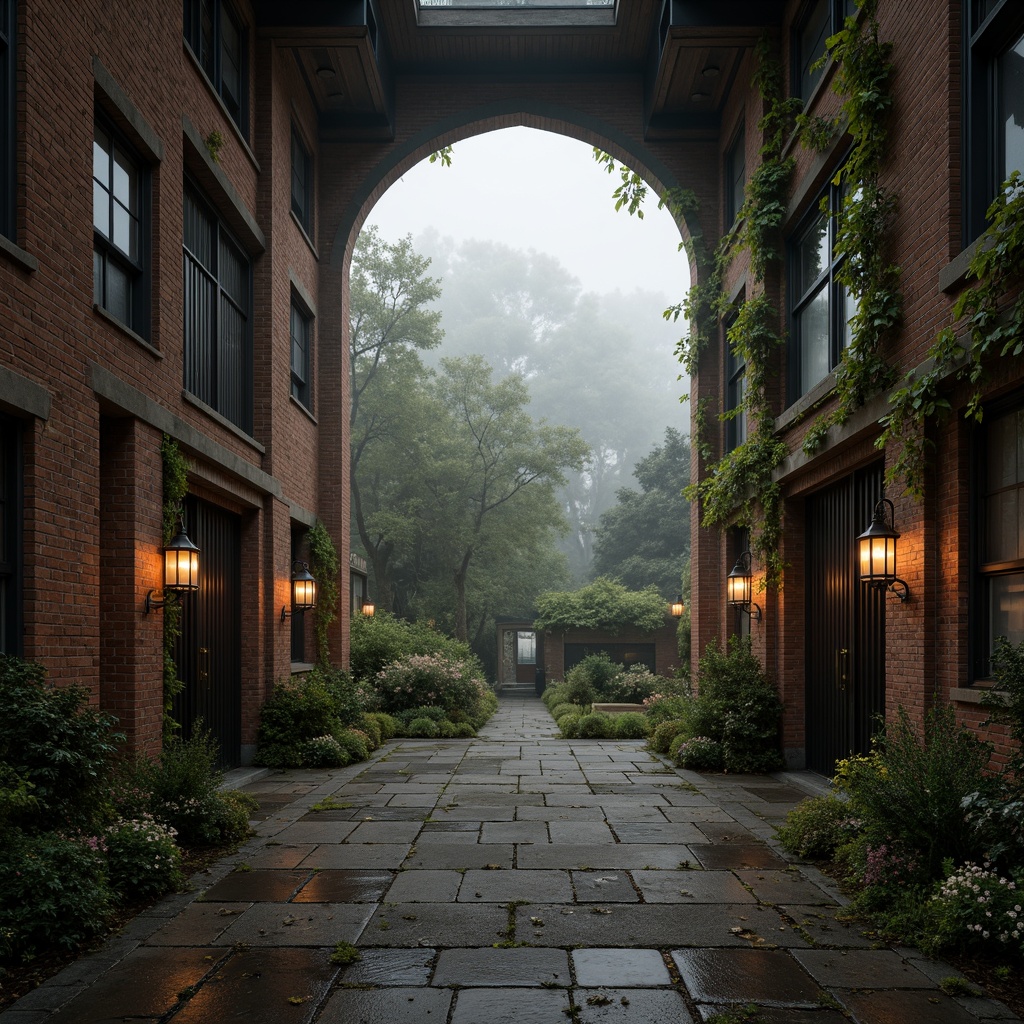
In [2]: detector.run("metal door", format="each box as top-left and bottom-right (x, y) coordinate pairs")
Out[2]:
(805, 465), (886, 775)
(172, 497), (242, 767)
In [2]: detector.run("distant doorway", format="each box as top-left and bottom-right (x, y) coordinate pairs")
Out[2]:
(172, 497), (242, 767)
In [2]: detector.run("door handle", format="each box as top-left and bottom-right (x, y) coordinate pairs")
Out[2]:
(837, 648), (848, 691)
(199, 646), (210, 687)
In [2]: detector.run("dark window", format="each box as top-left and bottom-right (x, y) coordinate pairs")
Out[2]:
(94, 120), (149, 335)
(0, 416), (21, 655)
(725, 313), (747, 452)
(183, 181), (253, 434)
(291, 127), (312, 233)
(725, 124), (745, 228)
(976, 401), (1024, 676)
(788, 177), (854, 399)
(183, 0), (248, 136)
(964, 1), (1024, 241)
(0, 0), (15, 240)
(794, 0), (856, 101)
(290, 298), (312, 411)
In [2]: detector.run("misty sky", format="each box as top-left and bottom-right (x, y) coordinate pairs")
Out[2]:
(363, 126), (689, 307)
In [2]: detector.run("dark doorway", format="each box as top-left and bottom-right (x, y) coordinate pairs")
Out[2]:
(805, 464), (886, 775)
(172, 496), (242, 767)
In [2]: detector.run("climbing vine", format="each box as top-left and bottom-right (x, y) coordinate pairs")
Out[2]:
(160, 435), (189, 742)
(801, 0), (900, 453)
(683, 36), (794, 589)
(878, 171), (1024, 498)
(308, 520), (339, 665)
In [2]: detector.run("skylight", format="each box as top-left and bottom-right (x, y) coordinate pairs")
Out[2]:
(416, 0), (617, 28)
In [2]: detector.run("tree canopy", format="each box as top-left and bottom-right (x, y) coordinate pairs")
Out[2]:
(533, 577), (669, 634)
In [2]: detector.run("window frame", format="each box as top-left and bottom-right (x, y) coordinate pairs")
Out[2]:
(972, 393), (1024, 681)
(963, 0), (1024, 244)
(182, 178), (253, 435)
(291, 125), (313, 235)
(0, 0), (15, 241)
(289, 295), (313, 412)
(0, 414), (22, 655)
(792, 0), (856, 103)
(724, 307), (746, 452)
(93, 115), (151, 337)
(182, 0), (249, 138)
(787, 174), (851, 401)
(724, 122), (745, 230)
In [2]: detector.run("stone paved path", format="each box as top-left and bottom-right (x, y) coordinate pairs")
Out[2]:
(4, 695), (1020, 1022)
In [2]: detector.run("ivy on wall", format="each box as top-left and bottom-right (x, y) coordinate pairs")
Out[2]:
(308, 520), (339, 665)
(160, 435), (189, 742)
(878, 171), (1024, 498)
(801, 0), (900, 454)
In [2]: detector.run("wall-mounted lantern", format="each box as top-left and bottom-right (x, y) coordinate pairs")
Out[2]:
(361, 597), (375, 617)
(146, 525), (200, 612)
(857, 498), (910, 601)
(282, 561), (317, 621)
(669, 596), (685, 618)
(727, 550), (762, 621)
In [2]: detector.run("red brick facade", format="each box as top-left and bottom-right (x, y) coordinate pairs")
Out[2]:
(2, 2), (1020, 772)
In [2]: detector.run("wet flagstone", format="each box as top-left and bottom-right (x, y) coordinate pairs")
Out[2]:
(7, 695), (1021, 1024)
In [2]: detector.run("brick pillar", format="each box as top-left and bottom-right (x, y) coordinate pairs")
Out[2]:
(98, 417), (164, 757)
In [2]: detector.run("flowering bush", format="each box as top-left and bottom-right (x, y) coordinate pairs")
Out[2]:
(105, 814), (184, 903)
(863, 841), (920, 888)
(642, 691), (694, 726)
(299, 734), (349, 768)
(371, 654), (492, 723)
(929, 862), (1024, 955)
(776, 794), (860, 860)
(603, 666), (665, 704)
(674, 735), (725, 771)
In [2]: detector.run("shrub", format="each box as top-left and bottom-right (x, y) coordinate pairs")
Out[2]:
(0, 830), (112, 961)
(336, 729), (371, 762)
(541, 682), (569, 708)
(298, 734), (349, 768)
(140, 729), (255, 847)
(357, 714), (383, 750)
(557, 712), (582, 738)
(649, 720), (687, 755)
(604, 666), (665, 704)
(776, 794), (858, 860)
(962, 787), (1024, 873)
(561, 674), (596, 708)
(577, 712), (613, 739)
(643, 691), (695, 726)
(406, 717), (440, 738)
(350, 610), (477, 681)
(104, 814), (184, 903)
(927, 861), (1024, 955)
(372, 654), (492, 726)
(550, 702), (584, 721)
(674, 735), (725, 771)
(364, 711), (399, 740)
(613, 712), (651, 739)
(690, 637), (783, 773)
(0, 655), (123, 833)
(838, 704), (993, 880)
(396, 705), (449, 724)
(451, 722), (476, 738)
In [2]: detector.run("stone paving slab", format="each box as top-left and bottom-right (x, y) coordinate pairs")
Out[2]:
(791, 948), (936, 988)
(571, 870), (641, 902)
(298, 843), (411, 869)
(168, 947), (338, 1024)
(198, 868), (312, 902)
(458, 868), (573, 902)
(517, 843), (693, 869)
(216, 902), (375, 945)
(143, 902), (250, 945)
(432, 947), (571, 986)
(402, 844), (514, 869)
(571, 948), (673, 986)
(291, 868), (393, 903)
(384, 868), (463, 903)
(449, 987), (570, 1024)
(336, 947), (436, 986)
(575, 988), (696, 1023)
(317, 986), (453, 1024)
(632, 868), (756, 904)
(735, 868), (841, 906)
(359, 903), (508, 947)
(673, 947), (825, 1007)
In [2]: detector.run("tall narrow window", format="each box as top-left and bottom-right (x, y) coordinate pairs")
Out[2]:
(789, 176), (852, 400)
(725, 313), (747, 452)
(183, 0), (248, 137)
(94, 121), (148, 335)
(977, 400), (1024, 675)
(794, 0), (856, 102)
(964, 1), (1024, 242)
(183, 182), (253, 434)
(725, 124), (745, 229)
(0, 416), (20, 655)
(291, 127), (312, 234)
(290, 298), (312, 411)
(0, 0), (15, 240)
